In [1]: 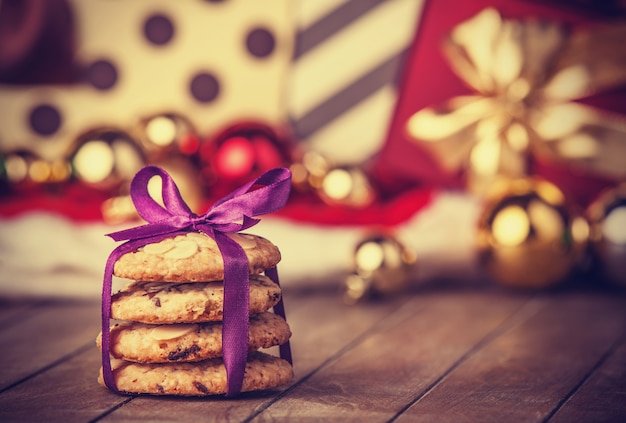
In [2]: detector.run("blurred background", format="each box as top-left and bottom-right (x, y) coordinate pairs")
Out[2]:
(1, 0), (625, 301)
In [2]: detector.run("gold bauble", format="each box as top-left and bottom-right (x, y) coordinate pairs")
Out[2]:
(318, 166), (375, 208)
(588, 183), (626, 287)
(476, 178), (588, 289)
(68, 127), (144, 190)
(289, 150), (330, 192)
(135, 113), (199, 159)
(0, 150), (71, 188)
(1, 150), (71, 185)
(343, 234), (416, 303)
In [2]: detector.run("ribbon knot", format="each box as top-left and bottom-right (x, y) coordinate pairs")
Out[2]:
(406, 8), (626, 195)
(101, 166), (292, 396)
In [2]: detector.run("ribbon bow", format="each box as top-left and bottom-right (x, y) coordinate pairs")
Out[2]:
(101, 166), (292, 396)
(407, 8), (626, 194)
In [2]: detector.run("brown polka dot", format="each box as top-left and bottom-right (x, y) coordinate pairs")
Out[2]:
(144, 14), (175, 46)
(84, 59), (118, 90)
(246, 27), (275, 58)
(29, 104), (62, 136)
(190, 72), (220, 103)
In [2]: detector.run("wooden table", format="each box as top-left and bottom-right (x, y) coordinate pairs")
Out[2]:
(1, 279), (625, 422)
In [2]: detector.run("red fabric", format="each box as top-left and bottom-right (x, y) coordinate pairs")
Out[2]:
(275, 188), (433, 227)
(0, 184), (110, 221)
(0, 182), (433, 226)
(374, 0), (626, 206)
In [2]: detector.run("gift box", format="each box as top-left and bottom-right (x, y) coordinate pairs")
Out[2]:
(373, 0), (626, 206)
(286, 0), (424, 165)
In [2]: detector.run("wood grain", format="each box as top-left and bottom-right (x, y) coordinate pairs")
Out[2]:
(254, 290), (532, 422)
(0, 286), (625, 422)
(395, 292), (626, 423)
(0, 302), (100, 391)
(550, 331), (626, 422)
(0, 347), (128, 422)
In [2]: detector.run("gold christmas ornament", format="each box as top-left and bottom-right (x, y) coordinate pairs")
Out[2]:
(290, 150), (377, 208)
(588, 183), (626, 287)
(289, 150), (330, 192)
(477, 178), (588, 289)
(406, 8), (626, 195)
(2, 150), (71, 185)
(343, 234), (417, 304)
(135, 113), (199, 158)
(318, 165), (375, 208)
(68, 128), (144, 190)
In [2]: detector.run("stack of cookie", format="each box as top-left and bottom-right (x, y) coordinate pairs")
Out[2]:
(97, 231), (293, 396)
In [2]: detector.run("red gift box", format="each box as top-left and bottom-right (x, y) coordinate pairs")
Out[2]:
(373, 0), (626, 206)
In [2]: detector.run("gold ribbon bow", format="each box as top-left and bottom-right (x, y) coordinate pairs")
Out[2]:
(406, 8), (626, 194)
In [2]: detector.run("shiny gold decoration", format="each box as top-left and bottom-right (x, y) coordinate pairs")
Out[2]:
(100, 195), (137, 225)
(3, 151), (36, 184)
(406, 8), (626, 194)
(588, 183), (626, 286)
(136, 113), (199, 158)
(289, 150), (330, 192)
(343, 234), (417, 303)
(290, 150), (377, 208)
(477, 178), (588, 289)
(1, 151), (71, 185)
(318, 166), (375, 208)
(69, 128), (144, 190)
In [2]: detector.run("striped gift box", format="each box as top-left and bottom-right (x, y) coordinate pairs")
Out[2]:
(287, 0), (425, 165)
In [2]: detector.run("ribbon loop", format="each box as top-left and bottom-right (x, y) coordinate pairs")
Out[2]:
(101, 166), (292, 397)
(130, 165), (194, 223)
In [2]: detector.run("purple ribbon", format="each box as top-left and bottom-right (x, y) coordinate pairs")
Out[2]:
(101, 166), (292, 396)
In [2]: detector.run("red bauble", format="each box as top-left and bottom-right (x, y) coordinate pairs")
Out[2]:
(199, 122), (293, 199)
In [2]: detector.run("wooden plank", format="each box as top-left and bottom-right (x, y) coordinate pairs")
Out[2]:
(98, 290), (409, 422)
(1, 287), (622, 422)
(253, 290), (532, 422)
(550, 334), (626, 422)
(0, 346), (130, 423)
(0, 301), (101, 391)
(395, 292), (626, 423)
(0, 302), (39, 330)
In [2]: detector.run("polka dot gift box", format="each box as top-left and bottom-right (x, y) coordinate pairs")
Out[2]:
(0, 0), (293, 189)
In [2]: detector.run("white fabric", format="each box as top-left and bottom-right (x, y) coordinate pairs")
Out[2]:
(0, 192), (483, 299)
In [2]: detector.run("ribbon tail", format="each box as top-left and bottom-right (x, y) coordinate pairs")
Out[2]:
(545, 23), (626, 101)
(101, 240), (142, 394)
(265, 266), (292, 365)
(101, 237), (173, 395)
(214, 233), (250, 397)
(101, 249), (119, 394)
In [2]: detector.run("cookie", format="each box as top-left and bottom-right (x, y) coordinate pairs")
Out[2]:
(97, 312), (291, 363)
(113, 232), (281, 282)
(110, 274), (281, 324)
(99, 351), (293, 396)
